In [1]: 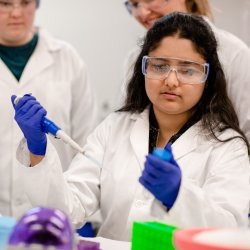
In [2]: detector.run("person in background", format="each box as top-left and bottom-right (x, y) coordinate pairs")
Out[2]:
(12, 13), (250, 241)
(122, 0), (250, 143)
(0, 0), (97, 219)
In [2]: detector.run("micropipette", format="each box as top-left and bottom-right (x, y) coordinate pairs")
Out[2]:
(14, 95), (100, 166)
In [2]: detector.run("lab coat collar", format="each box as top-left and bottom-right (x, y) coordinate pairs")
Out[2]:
(0, 59), (16, 84)
(129, 107), (205, 169)
(37, 27), (64, 52)
(19, 27), (60, 84)
(171, 122), (204, 161)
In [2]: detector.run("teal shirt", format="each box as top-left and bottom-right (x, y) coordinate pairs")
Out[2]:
(0, 34), (38, 81)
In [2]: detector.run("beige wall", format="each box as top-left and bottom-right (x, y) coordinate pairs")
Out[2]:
(211, 0), (250, 45)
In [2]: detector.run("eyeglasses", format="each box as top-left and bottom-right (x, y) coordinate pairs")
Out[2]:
(142, 56), (210, 84)
(124, 0), (167, 15)
(0, 0), (35, 13)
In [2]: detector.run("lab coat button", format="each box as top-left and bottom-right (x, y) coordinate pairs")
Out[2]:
(134, 200), (145, 208)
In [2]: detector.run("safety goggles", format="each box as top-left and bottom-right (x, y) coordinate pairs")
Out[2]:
(142, 56), (210, 84)
(124, 0), (167, 15)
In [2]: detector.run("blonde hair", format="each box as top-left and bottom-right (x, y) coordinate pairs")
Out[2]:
(185, 0), (213, 19)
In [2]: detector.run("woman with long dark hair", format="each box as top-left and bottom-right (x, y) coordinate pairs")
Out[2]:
(13, 13), (250, 241)
(123, 0), (250, 144)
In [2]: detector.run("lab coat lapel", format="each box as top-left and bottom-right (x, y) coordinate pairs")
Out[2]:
(0, 59), (18, 84)
(130, 109), (150, 171)
(19, 38), (53, 84)
(172, 122), (203, 160)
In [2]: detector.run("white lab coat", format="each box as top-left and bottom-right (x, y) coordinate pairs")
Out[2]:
(121, 18), (250, 142)
(0, 27), (97, 217)
(16, 108), (250, 241)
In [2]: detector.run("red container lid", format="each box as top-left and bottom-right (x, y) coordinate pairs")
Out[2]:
(174, 228), (250, 250)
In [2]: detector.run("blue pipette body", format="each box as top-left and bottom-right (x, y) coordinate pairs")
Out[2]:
(152, 148), (172, 161)
(42, 117), (60, 137)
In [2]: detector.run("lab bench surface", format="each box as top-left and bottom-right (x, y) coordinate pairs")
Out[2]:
(80, 236), (131, 250)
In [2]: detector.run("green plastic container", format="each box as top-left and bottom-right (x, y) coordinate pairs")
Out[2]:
(132, 221), (178, 250)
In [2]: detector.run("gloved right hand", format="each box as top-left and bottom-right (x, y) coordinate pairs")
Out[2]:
(139, 144), (181, 210)
(11, 94), (47, 155)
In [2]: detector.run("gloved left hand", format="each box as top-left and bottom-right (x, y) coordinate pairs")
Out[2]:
(11, 94), (47, 155)
(139, 144), (182, 210)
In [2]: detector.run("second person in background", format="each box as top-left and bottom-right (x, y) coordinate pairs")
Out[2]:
(123, 0), (250, 142)
(0, 0), (97, 218)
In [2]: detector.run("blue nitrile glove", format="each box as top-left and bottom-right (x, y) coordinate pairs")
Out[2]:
(11, 94), (47, 155)
(139, 144), (181, 210)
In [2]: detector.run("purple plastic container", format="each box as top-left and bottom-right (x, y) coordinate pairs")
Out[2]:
(8, 207), (74, 250)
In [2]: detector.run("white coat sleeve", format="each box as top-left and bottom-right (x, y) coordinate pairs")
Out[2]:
(15, 114), (109, 229)
(151, 138), (250, 228)
(214, 30), (250, 143)
(224, 45), (250, 142)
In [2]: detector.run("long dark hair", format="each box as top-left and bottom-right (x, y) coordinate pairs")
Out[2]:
(119, 12), (249, 152)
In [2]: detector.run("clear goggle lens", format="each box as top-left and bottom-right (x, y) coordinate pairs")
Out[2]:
(142, 56), (209, 84)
